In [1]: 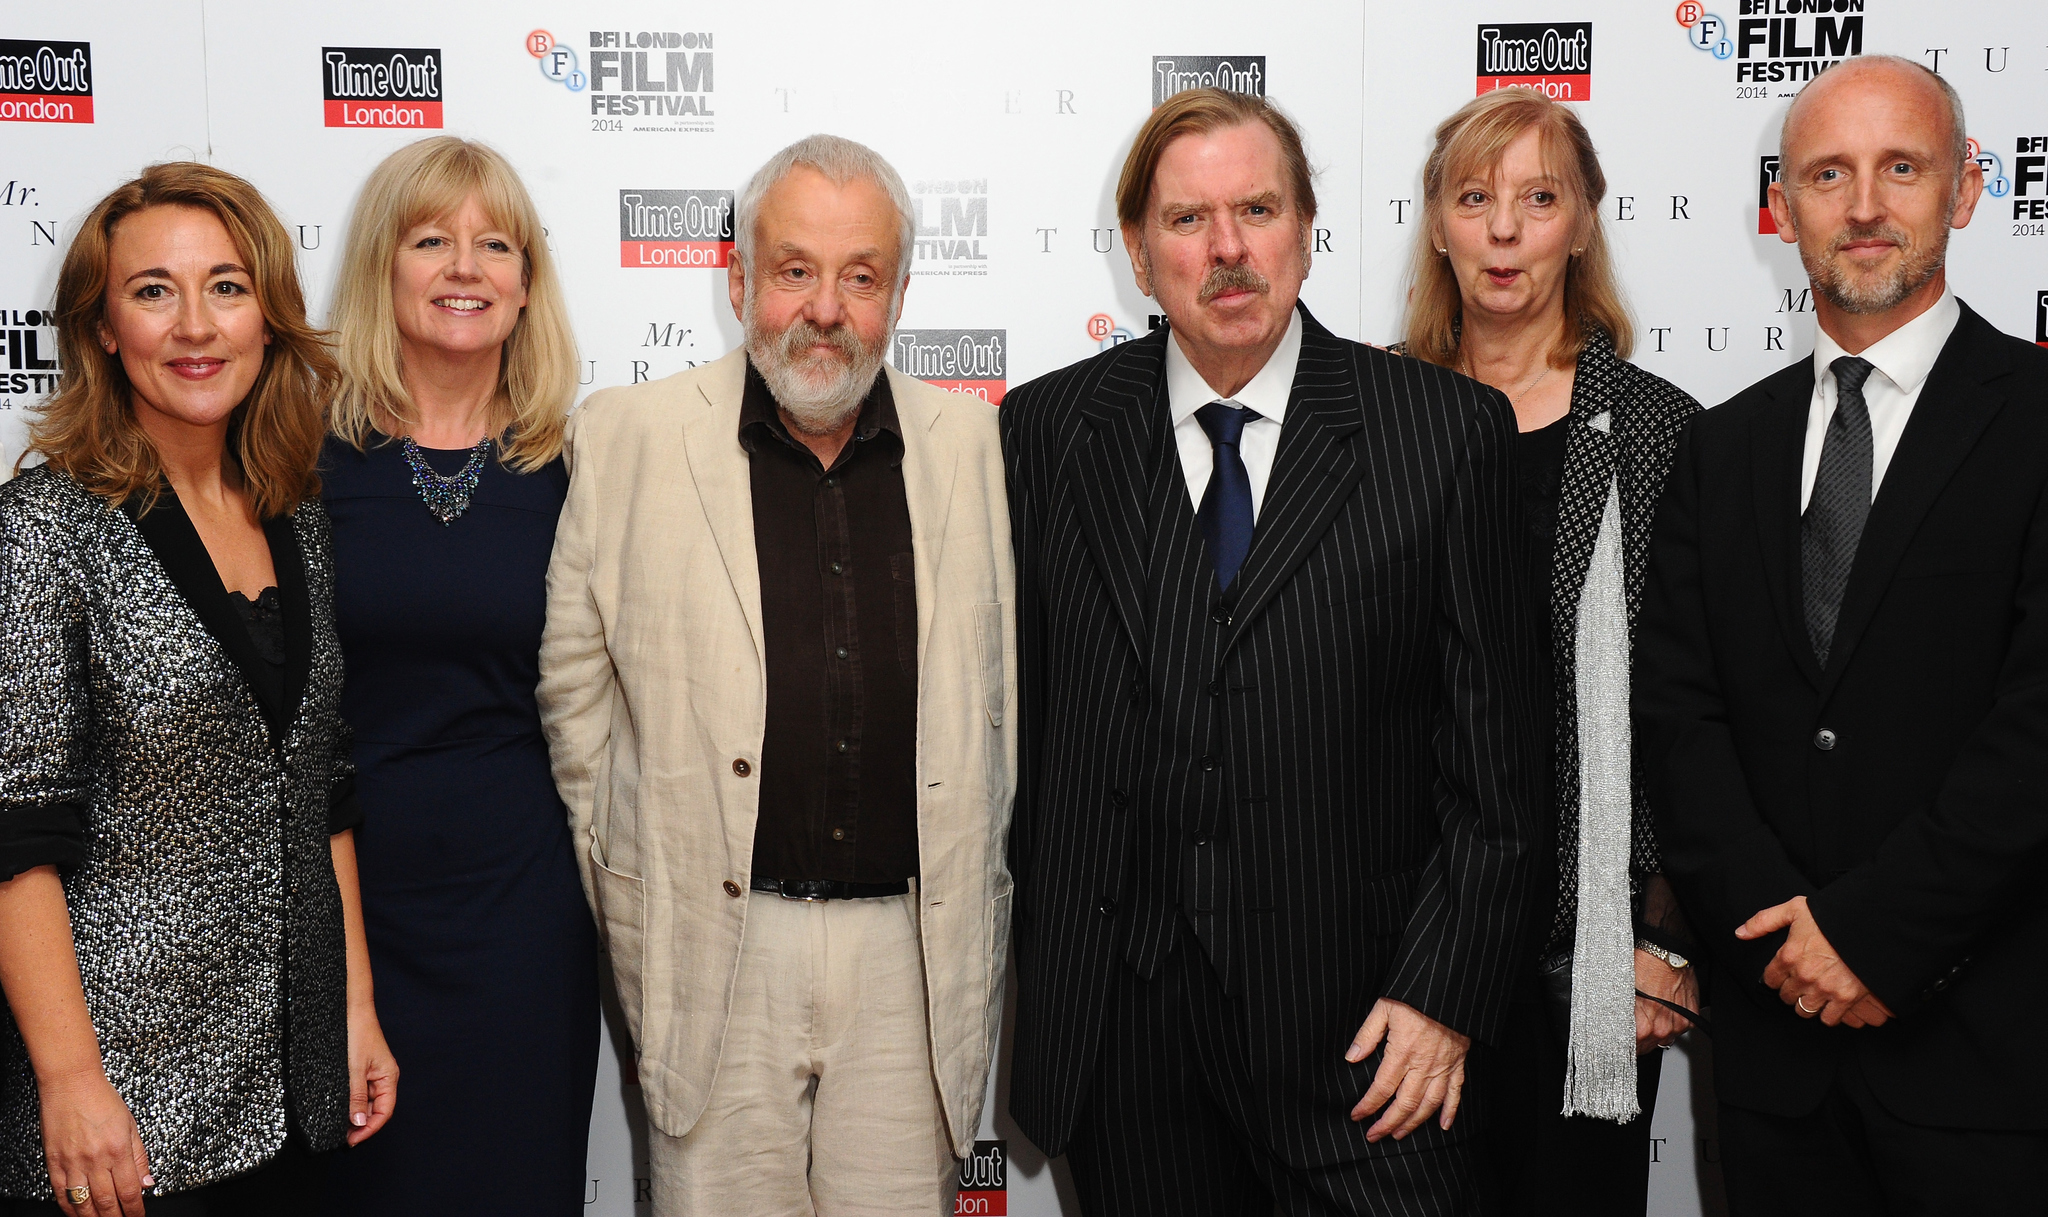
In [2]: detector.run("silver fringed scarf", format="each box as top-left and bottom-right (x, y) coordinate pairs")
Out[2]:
(1562, 410), (1639, 1122)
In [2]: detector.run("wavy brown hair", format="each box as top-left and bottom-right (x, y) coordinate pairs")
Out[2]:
(1402, 89), (1633, 370)
(327, 137), (576, 471)
(1117, 87), (1318, 234)
(25, 162), (332, 518)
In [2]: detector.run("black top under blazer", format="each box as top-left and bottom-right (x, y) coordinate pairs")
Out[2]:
(1635, 302), (2048, 1129)
(1002, 306), (1545, 1165)
(0, 466), (355, 1197)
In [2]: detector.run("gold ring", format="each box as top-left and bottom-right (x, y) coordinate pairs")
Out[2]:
(65, 1185), (91, 1205)
(1796, 996), (1820, 1014)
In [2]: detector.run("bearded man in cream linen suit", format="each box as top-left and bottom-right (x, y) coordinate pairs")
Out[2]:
(538, 134), (1015, 1216)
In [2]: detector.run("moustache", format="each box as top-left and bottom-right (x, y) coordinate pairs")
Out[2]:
(1198, 263), (1270, 304)
(1827, 222), (1911, 258)
(775, 318), (866, 365)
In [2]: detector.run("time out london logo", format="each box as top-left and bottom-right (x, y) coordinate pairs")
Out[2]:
(1151, 56), (1265, 107)
(321, 47), (443, 128)
(618, 190), (733, 268)
(1476, 23), (1592, 101)
(893, 330), (1006, 405)
(0, 40), (92, 123)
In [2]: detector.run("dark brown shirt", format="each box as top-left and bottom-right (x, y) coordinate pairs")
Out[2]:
(741, 359), (920, 883)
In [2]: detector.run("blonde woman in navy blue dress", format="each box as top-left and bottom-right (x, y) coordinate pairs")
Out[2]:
(317, 137), (596, 1215)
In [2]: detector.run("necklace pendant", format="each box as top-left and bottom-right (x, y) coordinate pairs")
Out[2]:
(402, 435), (492, 526)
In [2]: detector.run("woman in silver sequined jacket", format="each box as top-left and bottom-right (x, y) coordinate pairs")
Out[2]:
(0, 164), (397, 1215)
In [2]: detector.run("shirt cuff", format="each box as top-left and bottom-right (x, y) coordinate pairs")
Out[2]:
(0, 802), (88, 881)
(328, 776), (364, 836)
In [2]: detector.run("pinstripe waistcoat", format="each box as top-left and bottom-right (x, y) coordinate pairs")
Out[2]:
(0, 466), (352, 1198)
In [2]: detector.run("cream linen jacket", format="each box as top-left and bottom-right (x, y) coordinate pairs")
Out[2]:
(538, 348), (1016, 1156)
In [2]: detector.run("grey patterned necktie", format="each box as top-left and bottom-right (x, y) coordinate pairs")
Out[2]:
(1802, 355), (1877, 667)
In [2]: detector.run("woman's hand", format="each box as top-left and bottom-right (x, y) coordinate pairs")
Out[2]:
(346, 1006), (398, 1146)
(39, 1068), (152, 1217)
(1634, 948), (1699, 1054)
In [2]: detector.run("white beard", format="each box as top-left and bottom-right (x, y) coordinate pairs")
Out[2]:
(742, 290), (889, 435)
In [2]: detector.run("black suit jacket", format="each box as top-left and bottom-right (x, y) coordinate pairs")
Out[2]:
(1636, 302), (2048, 1129)
(1002, 307), (1543, 1164)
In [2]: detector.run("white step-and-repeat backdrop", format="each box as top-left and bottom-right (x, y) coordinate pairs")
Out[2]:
(4, 2), (2043, 1212)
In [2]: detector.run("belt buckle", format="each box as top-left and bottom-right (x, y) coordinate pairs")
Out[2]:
(779, 880), (828, 902)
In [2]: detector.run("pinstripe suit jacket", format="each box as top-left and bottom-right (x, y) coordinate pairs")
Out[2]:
(1002, 307), (1544, 1166)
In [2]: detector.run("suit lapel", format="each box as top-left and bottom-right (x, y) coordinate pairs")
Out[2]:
(1066, 335), (1165, 662)
(1217, 313), (1363, 657)
(679, 350), (766, 665)
(270, 513), (311, 740)
(889, 367), (959, 681)
(1820, 307), (2009, 701)
(1748, 360), (1823, 690)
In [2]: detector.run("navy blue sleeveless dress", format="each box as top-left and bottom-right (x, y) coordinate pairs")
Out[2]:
(318, 435), (598, 1215)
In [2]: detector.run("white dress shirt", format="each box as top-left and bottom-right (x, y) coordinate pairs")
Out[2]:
(1165, 307), (1303, 522)
(1799, 287), (1960, 511)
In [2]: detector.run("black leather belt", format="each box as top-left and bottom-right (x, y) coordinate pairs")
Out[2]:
(750, 876), (911, 901)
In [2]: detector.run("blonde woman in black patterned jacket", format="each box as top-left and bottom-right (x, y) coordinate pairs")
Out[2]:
(1393, 90), (1702, 1216)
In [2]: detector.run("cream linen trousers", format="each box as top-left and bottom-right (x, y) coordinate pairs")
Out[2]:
(649, 887), (959, 1215)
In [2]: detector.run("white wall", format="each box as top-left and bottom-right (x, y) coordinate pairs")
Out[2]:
(4, 2), (2043, 1211)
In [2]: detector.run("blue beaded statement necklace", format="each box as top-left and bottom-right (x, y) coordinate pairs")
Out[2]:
(401, 435), (493, 525)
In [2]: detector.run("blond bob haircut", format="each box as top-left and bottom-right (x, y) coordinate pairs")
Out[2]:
(1402, 89), (1634, 370)
(1117, 88), (1318, 236)
(25, 161), (332, 519)
(327, 137), (576, 471)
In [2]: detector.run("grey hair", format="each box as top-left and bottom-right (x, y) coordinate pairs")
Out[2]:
(1780, 54), (1968, 190)
(733, 134), (917, 283)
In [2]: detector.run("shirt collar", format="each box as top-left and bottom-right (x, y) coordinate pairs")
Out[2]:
(739, 357), (901, 468)
(1165, 305), (1304, 426)
(1812, 286), (1960, 398)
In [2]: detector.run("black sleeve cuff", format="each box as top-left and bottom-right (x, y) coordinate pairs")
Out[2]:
(0, 802), (88, 882)
(327, 776), (364, 836)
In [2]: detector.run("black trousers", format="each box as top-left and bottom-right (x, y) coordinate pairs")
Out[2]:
(4, 1137), (321, 1217)
(1481, 970), (1665, 1216)
(1718, 1054), (2048, 1217)
(1065, 925), (1479, 1217)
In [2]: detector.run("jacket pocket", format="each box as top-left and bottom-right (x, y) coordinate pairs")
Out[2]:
(973, 603), (1005, 727)
(591, 853), (648, 1048)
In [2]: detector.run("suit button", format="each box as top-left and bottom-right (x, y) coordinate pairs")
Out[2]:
(1193, 835), (1209, 847)
(1110, 789), (1128, 807)
(1212, 606), (1233, 626)
(1200, 756), (1218, 772)
(733, 758), (752, 777)
(1207, 679), (1223, 697)
(723, 880), (743, 898)
(1129, 681), (1146, 705)
(1813, 729), (1836, 751)
(1097, 900), (1116, 917)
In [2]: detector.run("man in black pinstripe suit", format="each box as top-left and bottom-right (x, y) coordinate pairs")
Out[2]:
(1001, 88), (1544, 1215)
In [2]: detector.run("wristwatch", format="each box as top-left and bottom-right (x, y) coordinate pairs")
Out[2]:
(1636, 939), (1690, 970)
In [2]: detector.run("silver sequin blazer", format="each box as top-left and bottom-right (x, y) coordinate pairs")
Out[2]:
(0, 466), (352, 1198)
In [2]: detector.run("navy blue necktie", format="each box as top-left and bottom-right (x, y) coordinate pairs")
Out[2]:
(1195, 400), (1257, 592)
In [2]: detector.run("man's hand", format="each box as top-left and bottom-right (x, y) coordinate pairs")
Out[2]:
(1345, 998), (1470, 1142)
(1736, 895), (1894, 1028)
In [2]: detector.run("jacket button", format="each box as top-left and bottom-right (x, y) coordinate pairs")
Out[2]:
(733, 758), (752, 777)
(1193, 835), (1210, 847)
(1200, 755), (1219, 772)
(1097, 900), (1116, 917)
(1207, 679), (1223, 697)
(723, 880), (742, 898)
(1813, 729), (1836, 751)
(1129, 681), (1146, 705)
(1212, 607), (1232, 626)
(1110, 788), (1128, 807)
